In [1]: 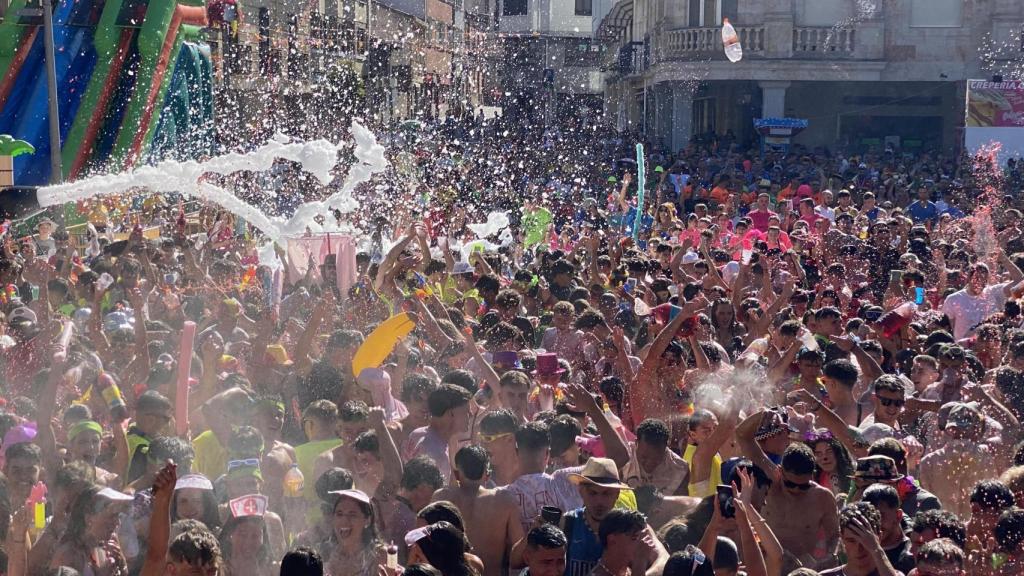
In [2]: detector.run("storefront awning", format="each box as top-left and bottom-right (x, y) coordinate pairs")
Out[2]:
(596, 0), (632, 41)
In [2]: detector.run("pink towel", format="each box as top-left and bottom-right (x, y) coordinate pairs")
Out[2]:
(286, 234), (356, 293)
(335, 235), (357, 295)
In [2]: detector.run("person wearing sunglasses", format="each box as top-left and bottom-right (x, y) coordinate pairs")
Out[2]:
(859, 375), (911, 433)
(221, 456), (288, 561)
(477, 409), (520, 486)
(741, 426), (840, 572)
(433, 446), (525, 576)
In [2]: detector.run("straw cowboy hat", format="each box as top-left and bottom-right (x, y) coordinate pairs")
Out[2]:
(568, 457), (631, 490)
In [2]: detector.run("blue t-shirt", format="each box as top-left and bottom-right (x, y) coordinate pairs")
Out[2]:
(906, 200), (939, 224)
(623, 207), (654, 236)
(565, 508), (602, 576)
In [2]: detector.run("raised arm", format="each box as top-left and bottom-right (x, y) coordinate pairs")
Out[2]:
(795, 389), (868, 459)
(834, 336), (883, 383)
(611, 327), (637, 384)
(140, 461), (178, 576)
(565, 383), (630, 469)
(37, 360), (64, 486)
(373, 228), (416, 292)
(631, 299), (706, 423)
(369, 407), (403, 496)
(689, 399), (738, 487)
(734, 410), (780, 479)
(732, 491), (768, 576)
(737, 467), (783, 576)
(766, 340), (799, 387)
(294, 289), (335, 375)
(463, 328), (500, 391)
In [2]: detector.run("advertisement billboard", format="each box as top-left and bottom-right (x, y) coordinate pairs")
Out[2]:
(965, 79), (1024, 162)
(967, 79), (1024, 128)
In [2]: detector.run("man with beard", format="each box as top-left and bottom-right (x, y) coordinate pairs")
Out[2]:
(942, 262), (1023, 341)
(559, 458), (668, 576)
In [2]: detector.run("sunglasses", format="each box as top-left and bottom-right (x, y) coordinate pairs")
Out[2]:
(876, 396), (906, 407)
(227, 458), (261, 471)
(783, 479), (812, 491)
(479, 432), (514, 443)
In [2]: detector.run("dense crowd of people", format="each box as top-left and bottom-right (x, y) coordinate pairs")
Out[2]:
(0, 119), (1024, 576)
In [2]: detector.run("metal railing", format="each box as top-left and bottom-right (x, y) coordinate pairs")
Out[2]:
(793, 26), (856, 55)
(615, 41), (647, 76)
(206, 22), (368, 86)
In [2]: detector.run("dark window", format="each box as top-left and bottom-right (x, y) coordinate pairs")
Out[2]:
(688, 0), (700, 27)
(575, 0), (592, 16)
(722, 0), (738, 21)
(503, 0), (527, 16)
(564, 39), (602, 66)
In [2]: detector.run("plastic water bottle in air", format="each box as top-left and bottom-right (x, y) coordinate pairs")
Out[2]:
(877, 302), (918, 339)
(722, 18), (743, 62)
(283, 463), (304, 497)
(798, 328), (819, 351)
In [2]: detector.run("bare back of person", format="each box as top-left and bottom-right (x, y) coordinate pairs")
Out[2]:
(645, 495), (701, 531)
(919, 442), (995, 519)
(262, 441), (296, 513)
(433, 485), (523, 576)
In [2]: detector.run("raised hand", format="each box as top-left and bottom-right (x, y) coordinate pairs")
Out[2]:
(564, 383), (601, 415)
(367, 406), (387, 428)
(152, 460), (178, 502)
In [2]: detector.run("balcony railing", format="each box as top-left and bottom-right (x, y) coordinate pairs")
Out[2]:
(615, 41), (647, 77)
(207, 22), (368, 89)
(657, 26), (764, 61)
(793, 26), (855, 55)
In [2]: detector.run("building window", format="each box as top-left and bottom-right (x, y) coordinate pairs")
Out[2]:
(797, 0), (848, 26)
(575, 0), (591, 17)
(688, 0), (737, 27)
(503, 0), (526, 16)
(910, 0), (961, 27)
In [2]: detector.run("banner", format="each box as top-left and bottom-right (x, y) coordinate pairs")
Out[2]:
(967, 80), (1024, 127)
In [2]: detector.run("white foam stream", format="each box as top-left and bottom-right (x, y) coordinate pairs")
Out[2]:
(36, 121), (388, 244)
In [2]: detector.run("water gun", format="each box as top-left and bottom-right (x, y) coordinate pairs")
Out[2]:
(411, 271), (433, 299)
(28, 482), (46, 529)
(239, 265), (257, 291)
(95, 372), (128, 422)
(0, 284), (17, 306)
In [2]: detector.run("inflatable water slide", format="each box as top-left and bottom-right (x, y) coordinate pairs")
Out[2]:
(0, 0), (216, 185)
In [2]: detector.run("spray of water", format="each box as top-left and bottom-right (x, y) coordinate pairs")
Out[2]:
(824, 0), (877, 52)
(979, 28), (1024, 81)
(962, 142), (1006, 266)
(36, 121), (388, 244)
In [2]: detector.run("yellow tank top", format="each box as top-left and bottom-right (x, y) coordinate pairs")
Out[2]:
(684, 444), (723, 498)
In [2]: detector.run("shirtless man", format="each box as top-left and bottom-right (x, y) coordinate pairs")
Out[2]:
(633, 485), (700, 531)
(433, 445), (524, 576)
(479, 409), (521, 486)
(311, 400), (372, 488)
(253, 395), (296, 515)
(919, 402), (996, 518)
(739, 412), (839, 569)
(388, 374), (437, 451)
